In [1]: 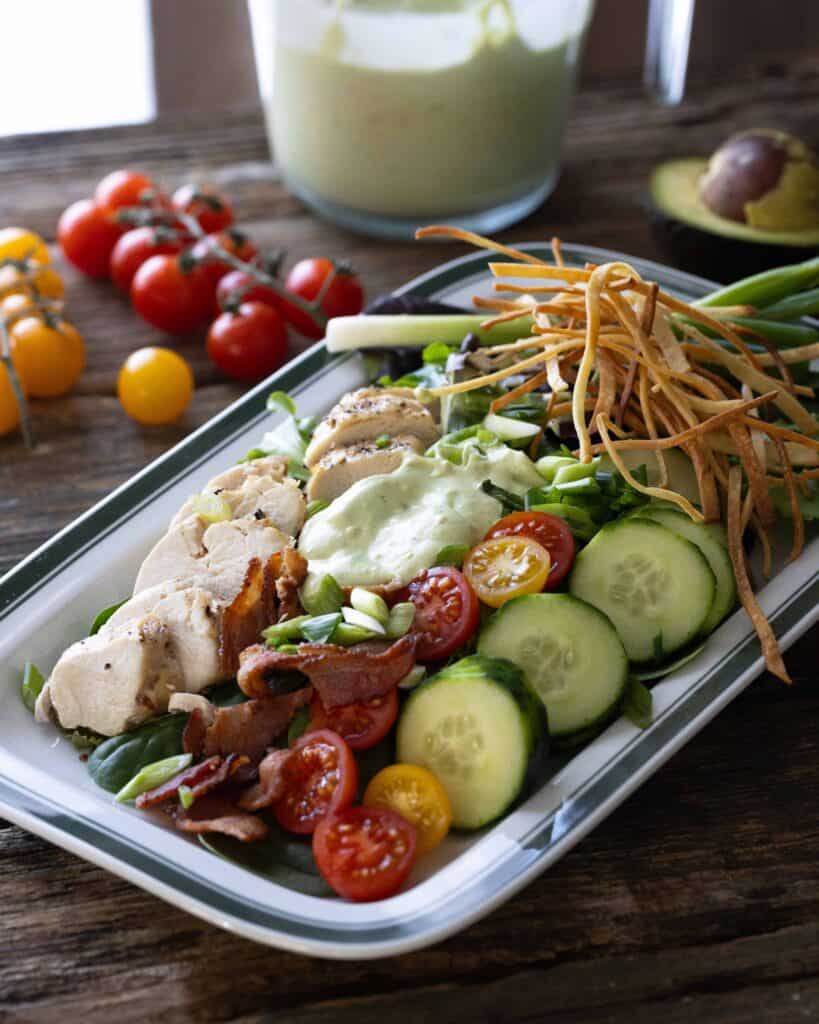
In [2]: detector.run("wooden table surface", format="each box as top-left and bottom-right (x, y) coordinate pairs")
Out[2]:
(2, 62), (819, 1024)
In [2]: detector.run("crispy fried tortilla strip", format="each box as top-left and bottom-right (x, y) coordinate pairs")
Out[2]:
(773, 435), (805, 562)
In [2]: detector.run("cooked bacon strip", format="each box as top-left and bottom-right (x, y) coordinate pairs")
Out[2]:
(238, 748), (293, 811)
(274, 547), (309, 621)
(238, 635), (416, 709)
(201, 689), (312, 762)
(219, 556), (279, 675)
(726, 466), (790, 683)
(174, 795), (268, 842)
(135, 754), (248, 809)
(182, 706), (208, 758)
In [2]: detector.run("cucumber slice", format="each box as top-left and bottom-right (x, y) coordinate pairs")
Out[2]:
(396, 655), (546, 830)
(633, 507), (736, 634)
(477, 594), (628, 739)
(597, 447), (700, 507)
(569, 519), (716, 663)
(483, 412), (539, 444)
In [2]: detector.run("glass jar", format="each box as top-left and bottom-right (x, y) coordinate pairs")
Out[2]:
(250, 0), (595, 239)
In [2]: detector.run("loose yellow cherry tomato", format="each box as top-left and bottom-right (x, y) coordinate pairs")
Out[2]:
(363, 763), (453, 856)
(0, 227), (50, 267)
(117, 347), (194, 426)
(463, 534), (551, 608)
(0, 260), (64, 301)
(0, 363), (23, 437)
(9, 316), (85, 398)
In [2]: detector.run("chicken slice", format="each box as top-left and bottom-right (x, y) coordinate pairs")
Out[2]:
(306, 435), (425, 504)
(134, 516), (291, 603)
(171, 459), (304, 536)
(105, 583), (224, 694)
(305, 388), (439, 468)
(38, 616), (183, 736)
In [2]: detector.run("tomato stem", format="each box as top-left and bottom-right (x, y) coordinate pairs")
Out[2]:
(0, 314), (34, 449)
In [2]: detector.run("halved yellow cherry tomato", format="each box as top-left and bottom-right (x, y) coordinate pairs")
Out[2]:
(0, 227), (50, 267)
(364, 763), (452, 856)
(0, 363), (23, 437)
(0, 260), (64, 301)
(117, 347), (194, 426)
(9, 316), (85, 398)
(463, 535), (551, 608)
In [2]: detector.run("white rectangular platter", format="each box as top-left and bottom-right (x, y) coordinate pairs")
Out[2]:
(1, 244), (816, 959)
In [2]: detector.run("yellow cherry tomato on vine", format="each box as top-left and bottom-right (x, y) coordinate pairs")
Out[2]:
(0, 363), (23, 438)
(0, 227), (50, 267)
(9, 316), (85, 398)
(463, 534), (551, 608)
(363, 763), (453, 856)
(0, 260), (64, 301)
(0, 292), (37, 321)
(117, 347), (194, 426)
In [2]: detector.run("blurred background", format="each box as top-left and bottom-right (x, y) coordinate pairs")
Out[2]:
(3, 0), (818, 139)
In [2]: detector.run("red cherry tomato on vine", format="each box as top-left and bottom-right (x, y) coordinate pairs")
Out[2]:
(206, 301), (288, 381)
(214, 269), (282, 316)
(396, 566), (480, 663)
(307, 689), (399, 752)
(171, 184), (234, 234)
(110, 226), (186, 292)
(94, 170), (162, 214)
(190, 229), (259, 292)
(276, 729), (357, 835)
(485, 510), (576, 590)
(280, 257), (364, 339)
(57, 199), (125, 278)
(313, 805), (417, 902)
(130, 254), (212, 335)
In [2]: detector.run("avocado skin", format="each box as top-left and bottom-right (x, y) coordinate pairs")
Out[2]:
(649, 206), (819, 282)
(648, 157), (819, 282)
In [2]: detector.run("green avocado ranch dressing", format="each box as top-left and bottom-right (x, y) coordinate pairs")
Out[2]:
(298, 448), (543, 586)
(268, 0), (592, 218)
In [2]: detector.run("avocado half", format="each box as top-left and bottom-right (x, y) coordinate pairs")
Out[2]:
(650, 158), (819, 282)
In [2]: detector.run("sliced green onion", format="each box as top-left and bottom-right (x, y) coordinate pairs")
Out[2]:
(553, 459), (599, 486)
(760, 286), (819, 321)
(277, 643), (301, 654)
(697, 255), (819, 310)
(300, 574), (345, 616)
(306, 499), (329, 519)
(350, 587), (390, 625)
(553, 477), (601, 496)
(329, 622), (378, 646)
(190, 492), (232, 524)
(535, 455), (577, 482)
(434, 543), (469, 567)
(325, 314), (535, 353)
(342, 606), (386, 636)
(115, 753), (192, 803)
(374, 433), (392, 449)
(266, 390), (296, 416)
(262, 615), (311, 646)
(386, 601), (416, 639)
(398, 665), (426, 690)
(238, 447), (268, 464)
(20, 662), (45, 713)
(178, 785), (194, 810)
(300, 612), (343, 644)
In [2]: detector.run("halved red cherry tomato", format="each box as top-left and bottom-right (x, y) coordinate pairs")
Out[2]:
(307, 689), (398, 752)
(396, 566), (479, 662)
(313, 805), (416, 902)
(172, 184), (234, 234)
(130, 254), (212, 335)
(191, 229), (259, 292)
(280, 257), (364, 339)
(110, 226), (186, 292)
(94, 170), (161, 214)
(206, 301), (288, 381)
(464, 535), (551, 608)
(276, 729), (357, 835)
(485, 510), (575, 590)
(57, 199), (125, 278)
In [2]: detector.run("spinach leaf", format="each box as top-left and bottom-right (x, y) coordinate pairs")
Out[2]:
(355, 737), (395, 802)
(287, 705), (311, 746)
(89, 601), (127, 636)
(198, 829), (332, 897)
(20, 662), (45, 713)
(622, 678), (653, 731)
(87, 714), (187, 794)
(631, 641), (707, 681)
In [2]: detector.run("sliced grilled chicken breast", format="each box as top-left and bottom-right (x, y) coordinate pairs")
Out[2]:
(305, 388), (439, 468)
(306, 435), (425, 504)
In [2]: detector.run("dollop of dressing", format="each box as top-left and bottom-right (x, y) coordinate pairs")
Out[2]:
(298, 447), (543, 586)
